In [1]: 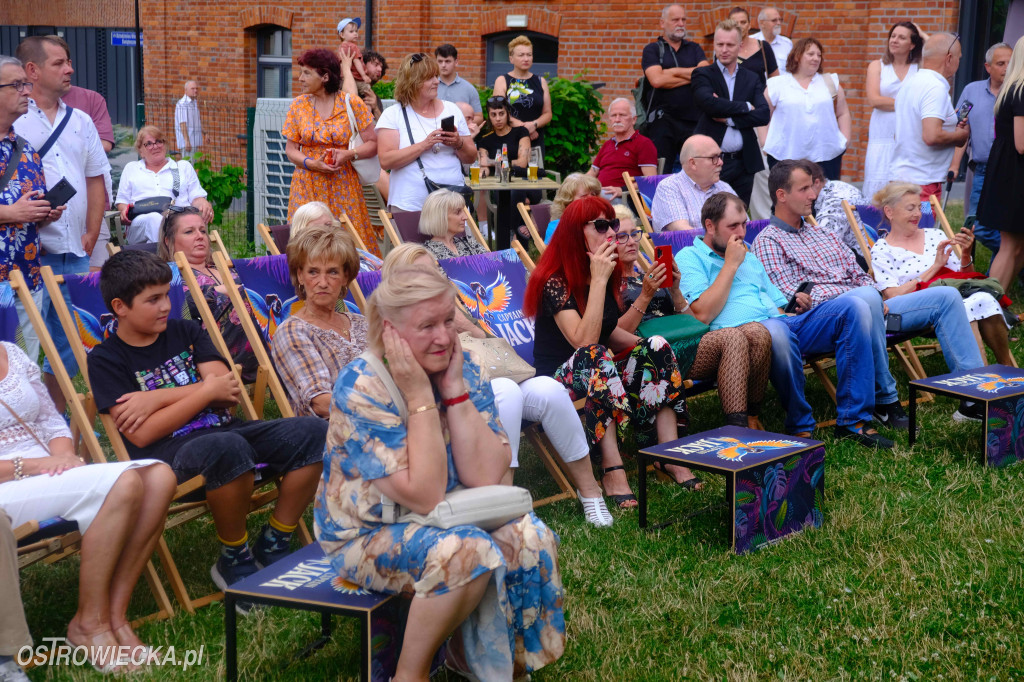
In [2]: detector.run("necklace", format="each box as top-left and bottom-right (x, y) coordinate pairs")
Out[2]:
(413, 101), (441, 154)
(194, 265), (220, 285)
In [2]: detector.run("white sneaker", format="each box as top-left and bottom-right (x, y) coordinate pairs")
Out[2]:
(578, 492), (614, 527)
(0, 658), (30, 682)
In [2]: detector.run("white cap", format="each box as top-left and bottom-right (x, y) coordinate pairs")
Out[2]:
(337, 17), (361, 33)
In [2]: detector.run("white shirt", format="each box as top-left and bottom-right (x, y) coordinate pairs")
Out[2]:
(175, 95), (203, 149)
(376, 101), (470, 211)
(717, 61), (744, 153)
(114, 157), (207, 207)
(13, 98), (110, 257)
(764, 73), (847, 162)
(749, 32), (793, 72)
(891, 69), (957, 185)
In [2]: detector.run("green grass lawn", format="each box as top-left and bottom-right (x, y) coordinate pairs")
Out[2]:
(19, 202), (1024, 680)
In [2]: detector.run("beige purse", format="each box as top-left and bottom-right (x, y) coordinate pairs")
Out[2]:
(358, 351), (533, 530)
(458, 333), (536, 384)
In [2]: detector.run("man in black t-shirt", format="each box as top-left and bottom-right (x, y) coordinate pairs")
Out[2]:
(88, 251), (326, 613)
(640, 4), (710, 170)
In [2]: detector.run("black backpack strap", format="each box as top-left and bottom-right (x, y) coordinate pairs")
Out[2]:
(37, 105), (75, 159)
(0, 135), (27, 194)
(171, 165), (180, 198)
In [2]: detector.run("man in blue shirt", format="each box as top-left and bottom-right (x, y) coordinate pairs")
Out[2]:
(676, 190), (893, 448)
(949, 42), (1012, 256)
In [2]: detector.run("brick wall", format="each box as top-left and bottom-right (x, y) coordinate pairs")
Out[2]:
(24, 0), (957, 180)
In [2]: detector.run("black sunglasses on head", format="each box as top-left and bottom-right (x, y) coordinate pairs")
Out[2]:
(410, 52), (426, 64)
(589, 218), (621, 233)
(487, 95), (508, 106)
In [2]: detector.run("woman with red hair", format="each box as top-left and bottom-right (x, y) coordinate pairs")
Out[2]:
(524, 196), (700, 508)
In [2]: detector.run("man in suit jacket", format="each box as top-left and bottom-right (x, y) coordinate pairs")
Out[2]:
(691, 19), (770, 206)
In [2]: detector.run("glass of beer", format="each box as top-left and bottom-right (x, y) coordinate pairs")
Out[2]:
(470, 162), (481, 185)
(528, 162), (539, 182)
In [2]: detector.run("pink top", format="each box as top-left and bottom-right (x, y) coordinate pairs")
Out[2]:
(61, 86), (114, 145)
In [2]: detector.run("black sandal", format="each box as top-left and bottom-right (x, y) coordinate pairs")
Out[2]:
(600, 465), (638, 509)
(652, 461), (704, 490)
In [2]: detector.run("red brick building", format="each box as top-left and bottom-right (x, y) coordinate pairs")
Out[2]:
(2, 0), (986, 180)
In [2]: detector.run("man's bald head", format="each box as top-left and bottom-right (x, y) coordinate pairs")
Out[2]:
(921, 32), (962, 77)
(681, 135), (724, 189)
(680, 135), (719, 164)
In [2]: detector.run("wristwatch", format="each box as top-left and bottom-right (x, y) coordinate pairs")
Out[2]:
(353, 151), (359, 161)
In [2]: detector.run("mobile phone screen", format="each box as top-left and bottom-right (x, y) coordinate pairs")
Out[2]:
(956, 100), (973, 123)
(441, 115), (456, 132)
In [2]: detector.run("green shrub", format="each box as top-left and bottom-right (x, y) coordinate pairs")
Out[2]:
(191, 153), (246, 226)
(372, 80), (395, 100)
(544, 74), (606, 177)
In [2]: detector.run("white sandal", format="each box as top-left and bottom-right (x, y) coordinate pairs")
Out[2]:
(578, 492), (613, 527)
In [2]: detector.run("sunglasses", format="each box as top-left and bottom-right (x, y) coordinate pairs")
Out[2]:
(947, 32), (960, 55)
(487, 95), (508, 106)
(142, 139), (166, 148)
(589, 218), (621, 233)
(410, 52), (426, 64)
(611, 229), (642, 244)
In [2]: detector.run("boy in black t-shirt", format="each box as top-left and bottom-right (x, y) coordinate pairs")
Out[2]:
(88, 251), (326, 609)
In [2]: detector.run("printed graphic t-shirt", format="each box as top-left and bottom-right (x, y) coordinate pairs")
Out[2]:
(89, 318), (236, 462)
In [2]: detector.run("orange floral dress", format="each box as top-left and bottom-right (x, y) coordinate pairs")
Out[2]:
(282, 93), (380, 256)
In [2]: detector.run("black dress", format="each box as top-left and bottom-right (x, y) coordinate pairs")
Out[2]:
(737, 40), (778, 85)
(498, 72), (545, 148)
(978, 86), (1024, 234)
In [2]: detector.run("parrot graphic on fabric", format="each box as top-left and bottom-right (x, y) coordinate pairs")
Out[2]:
(451, 273), (511, 336)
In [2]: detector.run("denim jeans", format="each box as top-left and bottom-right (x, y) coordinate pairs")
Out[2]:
(968, 163), (1001, 255)
(39, 252), (91, 378)
(883, 286), (985, 372)
(761, 292), (876, 432)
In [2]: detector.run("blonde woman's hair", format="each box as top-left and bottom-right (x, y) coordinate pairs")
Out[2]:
(366, 264), (454, 355)
(393, 53), (441, 106)
(419, 189), (466, 238)
(872, 181), (921, 224)
(135, 125), (165, 153)
(290, 201), (340, 240)
(508, 35), (533, 53)
(613, 204), (635, 223)
(286, 224), (360, 300)
(996, 35), (1024, 116)
(551, 173), (602, 219)
(381, 243), (435, 279)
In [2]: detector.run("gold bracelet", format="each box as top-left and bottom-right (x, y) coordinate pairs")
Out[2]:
(409, 402), (439, 416)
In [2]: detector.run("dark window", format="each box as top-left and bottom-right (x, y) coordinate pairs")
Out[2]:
(257, 27), (292, 98)
(485, 31), (558, 89)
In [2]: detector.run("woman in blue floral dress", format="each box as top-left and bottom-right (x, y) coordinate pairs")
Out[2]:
(315, 264), (564, 681)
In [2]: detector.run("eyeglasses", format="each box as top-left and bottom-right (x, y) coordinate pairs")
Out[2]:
(611, 229), (642, 244)
(487, 96), (508, 106)
(142, 139), (166, 148)
(693, 153), (725, 162)
(166, 205), (200, 215)
(947, 32), (960, 55)
(0, 80), (33, 94)
(588, 218), (621, 233)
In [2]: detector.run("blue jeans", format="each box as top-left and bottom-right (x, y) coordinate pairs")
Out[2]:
(968, 163), (1001, 255)
(883, 286), (985, 372)
(40, 252), (91, 378)
(761, 293), (876, 432)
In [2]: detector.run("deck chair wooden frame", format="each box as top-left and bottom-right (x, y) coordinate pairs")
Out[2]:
(10, 269), (176, 623)
(39, 264), (296, 615)
(256, 222), (277, 255)
(15, 519), (83, 571)
(623, 172), (656, 233)
(463, 207), (489, 250)
(928, 195), (1016, 367)
(379, 209), (403, 250)
(517, 202), (547, 253)
(842, 199), (939, 385)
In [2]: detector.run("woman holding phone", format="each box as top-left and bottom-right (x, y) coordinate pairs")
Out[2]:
(376, 53), (477, 213)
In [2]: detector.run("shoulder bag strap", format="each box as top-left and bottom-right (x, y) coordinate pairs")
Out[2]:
(0, 135), (27, 194)
(37, 105), (75, 159)
(0, 396), (51, 455)
(759, 40), (768, 82)
(400, 105), (428, 177)
(171, 166), (180, 199)
(358, 350), (408, 421)
(822, 73), (838, 112)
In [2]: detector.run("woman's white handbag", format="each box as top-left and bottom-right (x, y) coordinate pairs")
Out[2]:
(345, 94), (382, 185)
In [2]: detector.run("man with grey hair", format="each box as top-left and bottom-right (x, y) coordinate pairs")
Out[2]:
(890, 32), (968, 200)
(749, 7), (792, 73)
(651, 134), (736, 230)
(175, 79), (202, 157)
(587, 97), (658, 201)
(641, 4), (710, 168)
(949, 41), (1013, 255)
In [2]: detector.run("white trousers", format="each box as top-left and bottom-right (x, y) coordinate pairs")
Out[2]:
(491, 375), (589, 468)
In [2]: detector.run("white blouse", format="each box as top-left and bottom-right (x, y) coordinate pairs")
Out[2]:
(764, 73), (847, 162)
(114, 158), (208, 207)
(0, 342), (72, 457)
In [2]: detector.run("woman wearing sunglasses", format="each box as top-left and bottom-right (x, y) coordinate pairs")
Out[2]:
(610, 205), (771, 440)
(115, 124), (213, 244)
(524, 196), (694, 508)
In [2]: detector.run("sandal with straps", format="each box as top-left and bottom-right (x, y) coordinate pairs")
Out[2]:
(577, 491), (613, 527)
(600, 465), (638, 509)
(652, 461), (704, 490)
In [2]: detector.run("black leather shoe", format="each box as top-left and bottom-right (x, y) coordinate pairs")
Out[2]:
(834, 423), (894, 449)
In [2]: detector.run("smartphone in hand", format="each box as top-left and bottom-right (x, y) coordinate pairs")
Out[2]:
(654, 245), (674, 289)
(441, 115), (456, 132)
(784, 281), (814, 313)
(42, 177), (77, 208)
(956, 100), (973, 123)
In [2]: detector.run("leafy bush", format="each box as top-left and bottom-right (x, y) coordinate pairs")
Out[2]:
(544, 74), (606, 177)
(191, 153), (246, 226)
(371, 80), (395, 100)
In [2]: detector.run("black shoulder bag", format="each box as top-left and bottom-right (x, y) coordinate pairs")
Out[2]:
(400, 105), (475, 211)
(0, 136), (27, 194)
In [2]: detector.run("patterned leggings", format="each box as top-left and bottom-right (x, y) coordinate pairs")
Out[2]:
(553, 335), (688, 450)
(687, 322), (772, 417)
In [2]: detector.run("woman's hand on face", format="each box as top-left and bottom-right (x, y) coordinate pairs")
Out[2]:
(437, 332), (467, 400)
(588, 239), (618, 283)
(383, 323), (433, 404)
(642, 262), (668, 296)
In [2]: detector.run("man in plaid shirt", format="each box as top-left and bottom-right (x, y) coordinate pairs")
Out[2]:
(753, 160), (985, 425)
